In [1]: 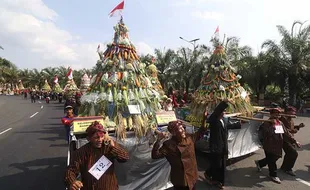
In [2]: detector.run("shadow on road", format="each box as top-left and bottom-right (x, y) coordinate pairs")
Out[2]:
(300, 143), (310, 151)
(15, 126), (66, 143)
(0, 157), (66, 190)
(49, 117), (62, 119)
(42, 123), (63, 126)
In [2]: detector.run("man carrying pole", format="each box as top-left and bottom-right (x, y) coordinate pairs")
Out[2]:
(279, 106), (303, 176)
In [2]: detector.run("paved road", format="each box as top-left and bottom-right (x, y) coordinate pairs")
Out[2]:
(0, 95), (309, 190)
(0, 96), (67, 190)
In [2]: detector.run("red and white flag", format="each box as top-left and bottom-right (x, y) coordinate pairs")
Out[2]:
(214, 26), (219, 34)
(109, 0), (124, 17)
(213, 26), (219, 39)
(67, 67), (73, 80)
(54, 75), (59, 83)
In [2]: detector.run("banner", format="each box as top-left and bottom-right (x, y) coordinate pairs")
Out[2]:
(72, 116), (104, 134)
(175, 107), (203, 127)
(155, 111), (177, 126)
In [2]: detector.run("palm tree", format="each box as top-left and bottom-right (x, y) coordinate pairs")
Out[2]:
(153, 48), (176, 91)
(41, 67), (58, 84)
(262, 21), (310, 105)
(171, 45), (208, 93)
(0, 57), (17, 84)
(18, 69), (32, 88)
(211, 36), (252, 63)
(238, 53), (280, 104)
(29, 69), (45, 89)
(57, 66), (70, 87)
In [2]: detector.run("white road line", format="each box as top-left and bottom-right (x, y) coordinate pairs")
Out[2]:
(41, 105), (43, 109)
(0, 128), (12, 135)
(30, 112), (39, 118)
(38, 101), (42, 104)
(296, 178), (310, 187)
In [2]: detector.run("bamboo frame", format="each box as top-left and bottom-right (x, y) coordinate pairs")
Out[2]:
(234, 116), (274, 123)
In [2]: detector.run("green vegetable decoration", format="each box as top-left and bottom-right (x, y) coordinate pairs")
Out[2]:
(18, 80), (24, 90)
(78, 17), (162, 140)
(42, 79), (51, 92)
(190, 41), (254, 120)
(145, 57), (165, 96)
(53, 75), (62, 93)
(63, 68), (79, 98)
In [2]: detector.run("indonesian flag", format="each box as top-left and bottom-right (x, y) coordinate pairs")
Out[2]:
(214, 26), (219, 38)
(54, 75), (59, 84)
(109, 0), (124, 17)
(152, 57), (156, 63)
(67, 67), (73, 80)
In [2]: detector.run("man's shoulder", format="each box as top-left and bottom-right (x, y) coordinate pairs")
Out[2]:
(163, 138), (178, 147)
(74, 143), (91, 154)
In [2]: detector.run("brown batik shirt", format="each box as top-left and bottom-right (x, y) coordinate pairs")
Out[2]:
(64, 141), (129, 190)
(279, 116), (300, 134)
(151, 127), (206, 190)
(261, 119), (283, 157)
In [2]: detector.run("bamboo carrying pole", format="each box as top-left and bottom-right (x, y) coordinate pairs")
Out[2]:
(234, 116), (274, 123)
(257, 111), (297, 118)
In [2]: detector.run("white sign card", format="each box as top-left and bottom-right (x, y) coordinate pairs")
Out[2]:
(88, 155), (112, 180)
(128, 105), (141, 114)
(274, 125), (284, 134)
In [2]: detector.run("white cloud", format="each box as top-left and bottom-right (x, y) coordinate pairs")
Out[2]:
(0, 0), (100, 70)
(191, 11), (224, 20)
(1, 0), (57, 21)
(135, 42), (154, 56)
(0, 0), (155, 70)
(173, 0), (252, 6)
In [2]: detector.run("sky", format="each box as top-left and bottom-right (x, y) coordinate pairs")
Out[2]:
(0, 0), (310, 70)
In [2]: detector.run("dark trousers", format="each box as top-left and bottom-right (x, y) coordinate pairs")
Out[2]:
(258, 151), (280, 177)
(173, 185), (195, 190)
(205, 153), (226, 185)
(281, 142), (298, 171)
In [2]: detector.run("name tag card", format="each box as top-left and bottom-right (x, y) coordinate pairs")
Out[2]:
(128, 105), (141, 114)
(274, 125), (284, 134)
(88, 155), (112, 180)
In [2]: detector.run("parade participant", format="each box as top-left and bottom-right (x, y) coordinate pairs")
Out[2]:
(61, 105), (75, 143)
(64, 121), (129, 190)
(279, 106), (302, 176)
(151, 120), (208, 190)
(204, 100), (241, 189)
(280, 106), (305, 135)
(255, 108), (284, 184)
(30, 91), (36, 103)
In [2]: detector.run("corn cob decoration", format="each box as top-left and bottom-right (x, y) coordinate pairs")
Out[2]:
(190, 43), (254, 124)
(78, 17), (164, 140)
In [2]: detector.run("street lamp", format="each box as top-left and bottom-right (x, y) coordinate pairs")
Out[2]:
(179, 37), (200, 49)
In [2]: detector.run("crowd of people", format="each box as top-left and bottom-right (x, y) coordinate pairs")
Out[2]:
(61, 99), (305, 190)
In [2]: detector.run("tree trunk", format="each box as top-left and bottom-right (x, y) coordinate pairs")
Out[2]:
(288, 73), (298, 106)
(258, 85), (265, 106)
(185, 79), (190, 94)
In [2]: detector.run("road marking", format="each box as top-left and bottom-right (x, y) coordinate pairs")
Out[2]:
(296, 178), (310, 187)
(30, 112), (39, 118)
(38, 101), (42, 104)
(41, 105), (43, 109)
(0, 128), (12, 135)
